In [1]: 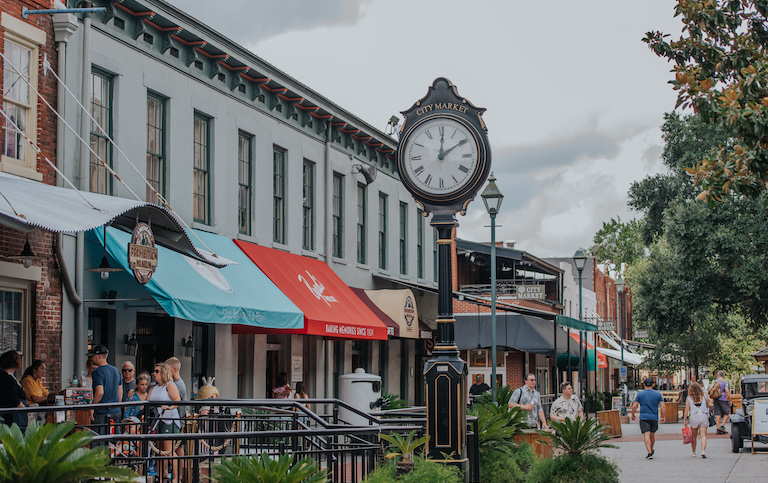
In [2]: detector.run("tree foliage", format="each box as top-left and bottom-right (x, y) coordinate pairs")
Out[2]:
(644, 0), (768, 202)
(628, 112), (729, 243)
(615, 111), (768, 374)
(592, 217), (645, 268)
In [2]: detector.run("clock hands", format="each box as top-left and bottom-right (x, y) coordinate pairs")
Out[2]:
(438, 138), (468, 160)
(438, 126), (445, 158)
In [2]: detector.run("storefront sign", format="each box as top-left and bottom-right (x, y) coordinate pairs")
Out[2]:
(128, 223), (158, 284)
(598, 320), (617, 332)
(292, 355), (303, 383)
(515, 285), (544, 300)
(634, 329), (649, 339)
(404, 296), (415, 327)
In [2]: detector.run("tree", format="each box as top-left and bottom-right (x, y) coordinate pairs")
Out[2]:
(644, 1), (768, 202)
(628, 112), (729, 244)
(592, 217), (646, 268)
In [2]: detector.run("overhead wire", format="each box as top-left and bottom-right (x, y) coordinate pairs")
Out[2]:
(0, 48), (219, 257)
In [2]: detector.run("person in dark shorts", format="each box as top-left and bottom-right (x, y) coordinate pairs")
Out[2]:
(710, 370), (732, 434)
(631, 378), (666, 459)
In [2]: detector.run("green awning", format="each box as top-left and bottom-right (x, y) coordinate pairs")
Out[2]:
(557, 315), (598, 332)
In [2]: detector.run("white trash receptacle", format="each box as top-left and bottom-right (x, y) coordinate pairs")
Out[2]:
(338, 368), (382, 426)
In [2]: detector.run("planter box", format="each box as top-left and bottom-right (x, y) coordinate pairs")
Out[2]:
(660, 401), (678, 423)
(514, 429), (554, 458)
(597, 409), (623, 438)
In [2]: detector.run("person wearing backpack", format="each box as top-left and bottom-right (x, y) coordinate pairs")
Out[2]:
(709, 370), (731, 434)
(683, 382), (710, 458)
(508, 373), (549, 429)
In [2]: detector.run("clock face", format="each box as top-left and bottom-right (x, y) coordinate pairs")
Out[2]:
(402, 118), (479, 196)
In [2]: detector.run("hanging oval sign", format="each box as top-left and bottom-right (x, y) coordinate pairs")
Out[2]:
(128, 223), (158, 284)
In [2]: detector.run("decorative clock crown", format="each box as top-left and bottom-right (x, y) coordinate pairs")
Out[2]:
(400, 77), (487, 135)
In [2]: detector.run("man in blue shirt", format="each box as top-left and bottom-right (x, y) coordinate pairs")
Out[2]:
(89, 345), (122, 437)
(631, 378), (666, 459)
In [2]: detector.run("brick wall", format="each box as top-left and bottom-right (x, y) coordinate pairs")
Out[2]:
(0, 1), (61, 389)
(505, 350), (524, 387)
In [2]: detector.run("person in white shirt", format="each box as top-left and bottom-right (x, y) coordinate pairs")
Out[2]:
(550, 381), (584, 422)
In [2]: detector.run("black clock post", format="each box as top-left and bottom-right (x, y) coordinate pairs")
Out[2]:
(395, 78), (491, 478)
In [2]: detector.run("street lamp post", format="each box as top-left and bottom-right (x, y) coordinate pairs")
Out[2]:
(615, 275), (627, 415)
(573, 249), (588, 410)
(481, 174), (503, 404)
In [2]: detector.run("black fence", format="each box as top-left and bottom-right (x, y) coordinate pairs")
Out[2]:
(1, 398), (480, 483)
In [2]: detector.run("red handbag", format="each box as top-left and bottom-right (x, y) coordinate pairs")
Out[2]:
(682, 426), (693, 444)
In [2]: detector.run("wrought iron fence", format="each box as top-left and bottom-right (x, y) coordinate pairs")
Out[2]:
(1, 398), (481, 483)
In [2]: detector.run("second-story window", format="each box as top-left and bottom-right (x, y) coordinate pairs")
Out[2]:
(2, 32), (42, 176)
(379, 193), (387, 270)
(273, 146), (285, 243)
(399, 202), (407, 275)
(417, 208), (424, 278)
(90, 70), (113, 194)
(146, 93), (165, 204)
(332, 173), (343, 258)
(357, 183), (366, 264)
(238, 132), (253, 235)
(193, 113), (210, 224)
(302, 160), (315, 250)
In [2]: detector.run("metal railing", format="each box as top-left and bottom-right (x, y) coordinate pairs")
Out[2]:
(0, 398), (481, 483)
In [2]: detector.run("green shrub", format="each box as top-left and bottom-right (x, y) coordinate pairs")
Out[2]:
(478, 442), (536, 483)
(362, 456), (461, 483)
(399, 457), (461, 483)
(527, 453), (619, 483)
(539, 416), (617, 456)
(361, 460), (396, 483)
(0, 421), (137, 483)
(210, 452), (327, 483)
(510, 442), (536, 474)
(479, 447), (520, 483)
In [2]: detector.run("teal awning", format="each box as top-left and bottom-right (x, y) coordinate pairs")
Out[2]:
(95, 227), (303, 329)
(557, 315), (598, 332)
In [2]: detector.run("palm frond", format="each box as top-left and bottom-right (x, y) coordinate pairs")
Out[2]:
(537, 416), (618, 456)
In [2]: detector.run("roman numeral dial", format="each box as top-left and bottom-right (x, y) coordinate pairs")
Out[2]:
(402, 117), (479, 196)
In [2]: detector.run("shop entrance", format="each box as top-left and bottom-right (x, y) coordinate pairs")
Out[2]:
(135, 313), (174, 374)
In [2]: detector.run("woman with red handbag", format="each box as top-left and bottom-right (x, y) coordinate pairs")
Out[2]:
(683, 382), (710, 458)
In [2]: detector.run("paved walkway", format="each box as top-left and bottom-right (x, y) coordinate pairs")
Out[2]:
(599, 420), (767, 482)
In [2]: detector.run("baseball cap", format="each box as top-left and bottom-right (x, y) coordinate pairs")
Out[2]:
(121, 416), (140, 424)
(87, 344), (109, 357)
(644, 377), (653, 386)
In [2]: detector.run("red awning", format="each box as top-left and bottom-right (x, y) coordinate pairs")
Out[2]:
(351, 288), (399, 337)
(569, 332), (608, 368)
(233, 241), (388, 340)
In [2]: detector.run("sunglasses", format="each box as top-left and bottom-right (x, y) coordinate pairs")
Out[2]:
(122, 369), (134, 372)
(153, 369), (160, 373)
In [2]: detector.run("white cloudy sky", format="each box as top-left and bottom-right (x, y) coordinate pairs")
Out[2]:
(167, 0), (683, 257)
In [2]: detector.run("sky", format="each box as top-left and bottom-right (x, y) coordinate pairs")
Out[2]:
(166, 0), (684, 257)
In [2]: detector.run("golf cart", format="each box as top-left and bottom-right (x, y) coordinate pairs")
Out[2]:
(730, 374), (768, 453)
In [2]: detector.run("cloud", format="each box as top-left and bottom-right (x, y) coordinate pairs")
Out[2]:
(457, 124), (663, 256)
(167, 0), (372, 44)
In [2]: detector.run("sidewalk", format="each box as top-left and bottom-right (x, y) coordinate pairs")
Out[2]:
(599, 419), (767, 482)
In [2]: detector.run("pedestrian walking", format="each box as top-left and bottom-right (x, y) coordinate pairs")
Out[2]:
(549, 381), (584, 422)
(88, 345), (122, 436)
(508, 373), (548, 429)
(683, 381), (709, 458)
(709, 370), (732, 434)
(631, 377), (666, 459)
